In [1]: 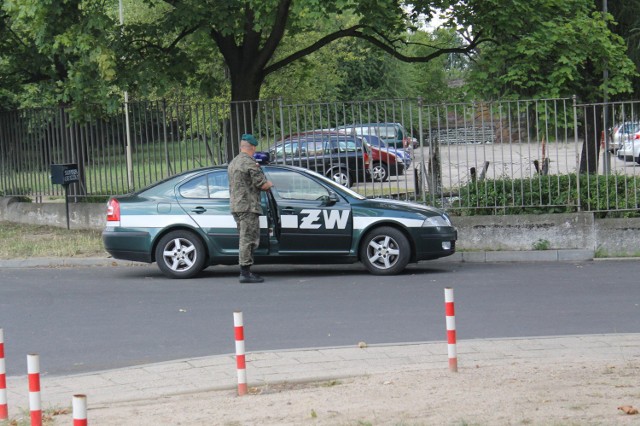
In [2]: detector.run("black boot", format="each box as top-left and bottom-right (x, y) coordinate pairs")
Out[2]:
(239, 265), (264, 283)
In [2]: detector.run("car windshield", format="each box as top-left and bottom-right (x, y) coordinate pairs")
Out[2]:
(378, 126), (397, 139)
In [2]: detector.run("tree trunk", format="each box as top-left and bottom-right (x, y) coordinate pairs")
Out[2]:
(579, 104), (603, 174)
(223, 70), (264, 163)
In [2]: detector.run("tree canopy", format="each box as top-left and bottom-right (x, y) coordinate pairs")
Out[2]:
(0, 0), (121, 112)
(465, 0), (636, 102)
(0, 0), (637, 112)
(121, 0), (484, 103)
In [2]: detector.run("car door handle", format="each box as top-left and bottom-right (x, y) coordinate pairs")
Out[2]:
(191, 206), (207, 214)
(282, 208), (296, 214)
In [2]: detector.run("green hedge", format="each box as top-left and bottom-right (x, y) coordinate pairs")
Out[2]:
(453, 174), (640, 217)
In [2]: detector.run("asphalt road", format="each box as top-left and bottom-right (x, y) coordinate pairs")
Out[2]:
(1, 260), (639, 377)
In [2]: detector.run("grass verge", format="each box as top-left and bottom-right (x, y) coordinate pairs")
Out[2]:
(0, 221), (106, 260)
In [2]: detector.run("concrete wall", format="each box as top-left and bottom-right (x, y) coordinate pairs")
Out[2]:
(456, 213), (595, 251)
(594, 218), (640, 256)
(1, 197), (639, 256)
(0, 197), (105, 230)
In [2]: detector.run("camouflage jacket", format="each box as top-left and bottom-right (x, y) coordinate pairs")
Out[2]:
(228, 152), (268, 214)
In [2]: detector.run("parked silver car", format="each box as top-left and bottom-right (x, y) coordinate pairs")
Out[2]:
(616, 131), (640, 164)
(337, 123), (419, 149)
(610, 122), (640, 153)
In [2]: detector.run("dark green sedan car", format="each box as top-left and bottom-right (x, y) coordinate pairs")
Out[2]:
(103, 165), (457, 279)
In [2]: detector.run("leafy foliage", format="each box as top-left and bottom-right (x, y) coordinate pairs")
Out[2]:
(607, 0), (640, 98)
(465, 0), (637, 101)
(0, 0), (122, 113)
(455, 173), (640, 217)
(0, 0), (488, 110)
(0, 0), (637, 114)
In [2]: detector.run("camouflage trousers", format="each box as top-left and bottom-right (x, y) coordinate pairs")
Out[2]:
(232, 212), (260, 267)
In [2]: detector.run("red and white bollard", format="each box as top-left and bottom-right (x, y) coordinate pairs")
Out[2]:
(444, 288), (458, 372)
(0, 328), (7, 420)
(233, 311), (248, 396)
(72, 394), (87, 426)
(27, 353), (42, 426)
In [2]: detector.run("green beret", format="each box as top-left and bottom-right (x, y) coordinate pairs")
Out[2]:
(241, 134), (259, 146)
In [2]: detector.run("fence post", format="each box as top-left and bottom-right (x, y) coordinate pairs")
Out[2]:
(417, 97), (426, 203)
(123, 96), (134, 192)
(479, 161), (490, 180)
(572, 95), (581, 212)
(278, 97), (286, 146)
(161, 100), (173, 175)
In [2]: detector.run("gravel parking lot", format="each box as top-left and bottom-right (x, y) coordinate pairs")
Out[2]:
(356, 141), (640, 197)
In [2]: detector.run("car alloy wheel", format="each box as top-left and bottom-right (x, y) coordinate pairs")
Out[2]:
(328, 168), (351, 187)
(360, 226), (410, 275)
(155, 230), (206, 279)
(371, 162), (389, 182)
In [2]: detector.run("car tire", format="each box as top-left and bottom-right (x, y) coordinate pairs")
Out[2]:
(327, 168), (352, 187)
(360, 226), (410, 275)
(155, 230), (206, 279)
(372, 162), (389, 182)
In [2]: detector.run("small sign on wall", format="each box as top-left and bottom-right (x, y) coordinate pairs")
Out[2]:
(50, 163), (79, 229)
(51, 163), (79, 185)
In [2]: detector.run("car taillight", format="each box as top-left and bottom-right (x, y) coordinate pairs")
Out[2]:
(364, 152), (370, 166)
(635, 133), (640, 140)
(106, 198), (120, 222)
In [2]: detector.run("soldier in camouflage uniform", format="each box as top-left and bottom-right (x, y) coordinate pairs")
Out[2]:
(228, 134), (273, 283)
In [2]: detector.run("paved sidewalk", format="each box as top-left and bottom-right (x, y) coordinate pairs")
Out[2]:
(5, 334), (640, 413)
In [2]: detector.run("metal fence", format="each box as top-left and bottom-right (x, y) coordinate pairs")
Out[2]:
(1, 97), (639, 214)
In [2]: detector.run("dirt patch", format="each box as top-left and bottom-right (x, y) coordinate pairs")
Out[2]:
(50, 358), (640, 425)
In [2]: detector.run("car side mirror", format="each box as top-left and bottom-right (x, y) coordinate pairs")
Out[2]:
(326, 191), (339, 206)
(319, 191), (339, 205)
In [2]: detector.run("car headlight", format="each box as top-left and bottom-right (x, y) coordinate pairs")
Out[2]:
(422, 215), (452, 227)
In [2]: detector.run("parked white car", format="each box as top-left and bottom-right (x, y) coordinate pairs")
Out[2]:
(610, 122), (640, 153)
(616, 130), (640, 164)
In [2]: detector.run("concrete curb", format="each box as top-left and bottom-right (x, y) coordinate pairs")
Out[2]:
(433, 249), (595, 263)
(0, 258), (146, 268)
(0, 249), (600, 269)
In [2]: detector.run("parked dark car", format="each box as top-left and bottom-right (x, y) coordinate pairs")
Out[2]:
(269, 131), (370, 187)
